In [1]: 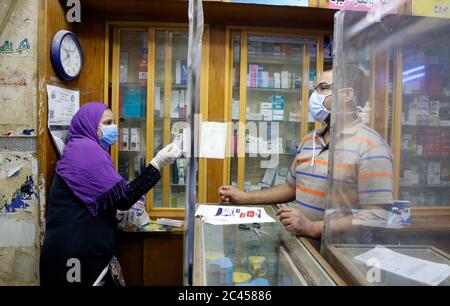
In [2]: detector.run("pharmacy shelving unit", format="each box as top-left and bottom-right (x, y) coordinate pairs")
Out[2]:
(105, 22), (209, 219)
(387, 36), (450, 208)
(336, 29), (450, 208)
(223, 27), (330, 192)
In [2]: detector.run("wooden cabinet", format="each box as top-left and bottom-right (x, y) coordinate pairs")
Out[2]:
(223, 27), (331, 191)
(106, 23), (210, 219)
(117, 231), (184, 286)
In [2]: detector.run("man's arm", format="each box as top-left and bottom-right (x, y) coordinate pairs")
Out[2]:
(219, 183), (296, 205)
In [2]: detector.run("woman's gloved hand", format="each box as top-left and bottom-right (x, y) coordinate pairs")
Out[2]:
(150, 143), (182, 171)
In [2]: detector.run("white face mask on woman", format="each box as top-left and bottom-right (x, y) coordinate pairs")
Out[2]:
(308, 91), (332, 123)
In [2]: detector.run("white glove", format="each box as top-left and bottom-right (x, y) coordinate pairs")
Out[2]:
(116, 199), (150, 230)
(150, 142), (182, 171)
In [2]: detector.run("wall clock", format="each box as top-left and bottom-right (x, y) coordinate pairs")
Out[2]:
(50, 30), (83, 81)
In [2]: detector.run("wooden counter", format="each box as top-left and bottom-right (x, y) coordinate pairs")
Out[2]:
(117, 229), (185, 286)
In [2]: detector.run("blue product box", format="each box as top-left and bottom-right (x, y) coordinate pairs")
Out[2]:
(272, 95), (285, 121)
(123, 88), (145, 118)
(388, 200), (411, 226)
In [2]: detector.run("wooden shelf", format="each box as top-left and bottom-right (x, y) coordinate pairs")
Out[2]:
(399, 184), (450, 188)
(248, 53), (301, 64)
(233, 86), (301, 93)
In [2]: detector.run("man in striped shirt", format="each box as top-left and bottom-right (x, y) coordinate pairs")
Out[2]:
(219, 65), (393, 240)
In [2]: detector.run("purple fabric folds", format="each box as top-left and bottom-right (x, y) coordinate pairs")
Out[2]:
(56, 102), (127, 216)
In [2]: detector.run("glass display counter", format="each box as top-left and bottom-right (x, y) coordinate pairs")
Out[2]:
(193, 205), (344, 286)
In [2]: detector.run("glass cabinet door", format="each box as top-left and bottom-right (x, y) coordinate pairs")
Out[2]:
(153, 30), (190, 209)
(117, 30), (148, 184)
(390, 36), (450, 207)
(110, 26), (196, 218)
(229, 32), (319, 192)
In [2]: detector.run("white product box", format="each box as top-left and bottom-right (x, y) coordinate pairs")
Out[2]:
(262, 71), (270, 88)
(289, 112), (301, 122)
(273, 110), (284, 121)
(428, 162), (441, 185)
(260, 102), (272, 109)
(262, 167), (278, 186)
(261, 109), (273, 121)
(274, 73), (281, 89)
(247, 112), (261, 121)
(250, 185), (262, 191)
(154, 86), (161, 117)
(120, 52), (128, 83)
(232, 99), (240, 120)
(130, 128), (140, 151)
(171, 90), (180, 118)
(281, 71), (289, 89)
(408, 98), (418, 125)
(120, 128), (129, 151)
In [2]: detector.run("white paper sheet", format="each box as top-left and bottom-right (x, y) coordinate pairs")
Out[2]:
(199, 122), (227, 159)
(195, 204), (275, 225)
(46, 85), (80, 126)
(46, 85), (80, 156)
(354, 245), (450, 286)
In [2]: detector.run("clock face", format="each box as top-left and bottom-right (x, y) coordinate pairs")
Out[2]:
(51, 30), (84, 81)
(60, 35), (82, 78)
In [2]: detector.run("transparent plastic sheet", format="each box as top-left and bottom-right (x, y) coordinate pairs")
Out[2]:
(184, 0), (204, 286)
(321, 0), (450, 285)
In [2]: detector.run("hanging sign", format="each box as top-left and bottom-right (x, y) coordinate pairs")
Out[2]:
(229, 0), (308, 6)
(328, 0), (397, 12)
(412, 0), (449, 19)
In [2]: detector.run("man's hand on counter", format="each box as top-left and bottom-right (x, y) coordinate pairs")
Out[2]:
(218, 185), (248, 204)
(276, 205), (323, 239)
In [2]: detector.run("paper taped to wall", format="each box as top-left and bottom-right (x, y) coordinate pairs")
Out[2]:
(199, 122), (227, 159)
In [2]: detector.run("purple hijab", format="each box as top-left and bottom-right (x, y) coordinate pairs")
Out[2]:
(56, 102), (127, 217)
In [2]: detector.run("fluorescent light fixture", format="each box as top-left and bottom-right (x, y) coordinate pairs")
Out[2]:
(403, 72), (425, 83)
(403, 65), (425, 76)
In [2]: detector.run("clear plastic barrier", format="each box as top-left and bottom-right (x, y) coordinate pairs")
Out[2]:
(322, 1), (450, 286)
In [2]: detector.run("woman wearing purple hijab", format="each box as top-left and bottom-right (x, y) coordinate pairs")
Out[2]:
(40, 102), (181, 286)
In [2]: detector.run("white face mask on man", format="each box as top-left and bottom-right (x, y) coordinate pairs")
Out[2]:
(308, 91), (332, 123)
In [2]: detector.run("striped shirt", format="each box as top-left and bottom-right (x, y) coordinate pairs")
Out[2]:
(287, 118), (393, 221)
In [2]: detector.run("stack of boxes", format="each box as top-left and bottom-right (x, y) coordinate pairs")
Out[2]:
(247, 64), (300, 89)
(119, 127), (142, 152)
(421, 128), (450, 157)
(405, 96), (450, 127)
(272, 96), (285, 121)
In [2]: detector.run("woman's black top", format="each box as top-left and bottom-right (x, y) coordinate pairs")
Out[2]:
(40, 165), (160, 287)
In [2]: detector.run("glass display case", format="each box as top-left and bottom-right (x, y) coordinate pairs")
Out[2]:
(322, 7), (450, 286)
(107, 24), (208, 218)
(227, 30), (324, 192)
(193, 205), (344, 286)
(153, 30), (190, 209)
